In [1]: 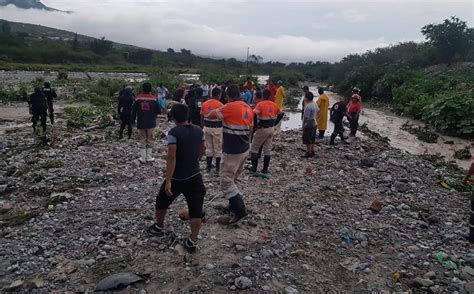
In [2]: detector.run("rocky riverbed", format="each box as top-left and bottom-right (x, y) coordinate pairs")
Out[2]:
(0, 114), (473, 293)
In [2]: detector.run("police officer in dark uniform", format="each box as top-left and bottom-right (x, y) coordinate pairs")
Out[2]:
(42, 82), (57, 125)
(118, 86), (135, 139)
(188, 87), (205, 127)
(329, 98), (350, 145)
(29, 87), (48, 133)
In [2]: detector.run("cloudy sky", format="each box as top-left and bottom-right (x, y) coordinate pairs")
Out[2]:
(1, 0), (473, 62)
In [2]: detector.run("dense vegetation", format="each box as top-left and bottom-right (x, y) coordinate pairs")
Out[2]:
(0, 17), (473, 137)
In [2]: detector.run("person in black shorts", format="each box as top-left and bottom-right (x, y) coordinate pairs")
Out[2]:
(147, 103), (206, 253)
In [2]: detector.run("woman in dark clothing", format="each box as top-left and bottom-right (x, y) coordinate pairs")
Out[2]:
(118, 86), (135, 139)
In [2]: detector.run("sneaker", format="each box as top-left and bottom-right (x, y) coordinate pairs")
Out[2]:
(146, 223), (164, 237)
(184, 238), (197, 253)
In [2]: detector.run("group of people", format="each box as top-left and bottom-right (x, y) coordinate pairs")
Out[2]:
(26, 77), (473, 251)
(116, 78), (288, 252)
(27, 82), (57, 133)
(116, 78), (370, 252)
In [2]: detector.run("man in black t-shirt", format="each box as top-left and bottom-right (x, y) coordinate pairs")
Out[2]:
(330, 99), (349, 145)
(147, 104), (206, 253)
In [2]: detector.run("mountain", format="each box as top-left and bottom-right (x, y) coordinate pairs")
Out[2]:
(1, 19), (138, 48)
(0, 0), (65, 12)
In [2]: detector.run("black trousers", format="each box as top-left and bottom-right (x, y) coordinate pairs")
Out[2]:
(331, 120), (344, 139)
(470, 193), (474, 238)
(348, 112), (359, 136)
(47, 100), (54, 124)
(32, 111), (47, 132)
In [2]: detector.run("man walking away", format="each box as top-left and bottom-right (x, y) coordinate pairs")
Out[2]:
(250, 89), (284, 174)
(348, 87), (362, 137)
(147, 104), (206, 253)
(206, 85), (253, 225)
(201, 87), (224, 173)
(330, 98), (350, 145)
(132, 82), (160, 163)
(302, 92), (318, 157)
(29, 87), (48, 134)
(42, 82), (57, 125)
(118, 86), (134, 139)
(316, 87), (330, 138)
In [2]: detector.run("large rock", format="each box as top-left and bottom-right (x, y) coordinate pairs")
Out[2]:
(234, 276), (252, 289)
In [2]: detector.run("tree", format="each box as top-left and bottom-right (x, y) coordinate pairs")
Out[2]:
(1, 21), (11, 35)
(129, 49), (154, 65)
(89, 37), (113, 55)
(421, 16), (472, 63)
(248, 54), (263, 64)
(180, 48), (191, 55)
(167, 48), (175, 54)
(71, 33), (79, 51)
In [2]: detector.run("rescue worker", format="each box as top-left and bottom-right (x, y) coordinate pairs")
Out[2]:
(330, 97), (350, 145)
(147, 104), (206, 253)
(206, 84), (253, 224)
(188, 87), (205, 127)
(250, 89), (284, 174)
(274, 80), (286, 132)
(200, 87), (224, 173)
(348, 88), (362, 137)
(118, 86), (134, 139)
(132, 82), (160, 163)
(463, 157), (474, 243)
(267, 81), (277, 103)
(316, 87), (330, 138)
(28, 87), (48, 134)
(42, 82), (57, 125)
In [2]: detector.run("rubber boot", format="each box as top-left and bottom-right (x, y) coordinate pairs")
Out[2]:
(139, 149), (147, 163)
(215, 157), (221, 173)
(127, 125), (132, 139)
(330, 133), (336, 145)
(226, 194), (248, 224)
(50, 113), (54, 125)
(206, 157), (213, 172)
(250, 152), (259, 173)
(119, 124), (125, 139)
(146, 148), (155, 162)
(261, 155), (271, 174)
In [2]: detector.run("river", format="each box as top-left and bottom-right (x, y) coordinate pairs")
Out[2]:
(282, 87), (472, 170)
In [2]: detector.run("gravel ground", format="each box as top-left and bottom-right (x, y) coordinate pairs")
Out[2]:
(0, 114), (473, 293)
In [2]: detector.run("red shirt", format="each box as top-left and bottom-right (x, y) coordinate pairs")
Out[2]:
(268, 84), (277, 102)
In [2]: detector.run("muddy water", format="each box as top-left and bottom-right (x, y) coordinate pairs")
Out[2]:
(282, 88), (472, 170)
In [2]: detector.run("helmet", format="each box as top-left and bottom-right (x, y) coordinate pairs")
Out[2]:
(277, 80), (283, 84)
(352, 87), (360, 92)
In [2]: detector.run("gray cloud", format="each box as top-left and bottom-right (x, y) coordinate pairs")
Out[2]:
(1, 0), (472, 62)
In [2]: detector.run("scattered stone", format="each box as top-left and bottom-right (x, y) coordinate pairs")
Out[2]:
(424, 271), (436, 280)
(0, 201), (13, 213)
(369, 199), (383, 213)
(2, 280), (24, 292)
(411, 277), (435, 288)
(361, 158), (375, 167)
(234, 276), (252, 290)
(174, 244), (186, 256)
(285, 286), (299, 294)
(291, 249), (306, 257)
